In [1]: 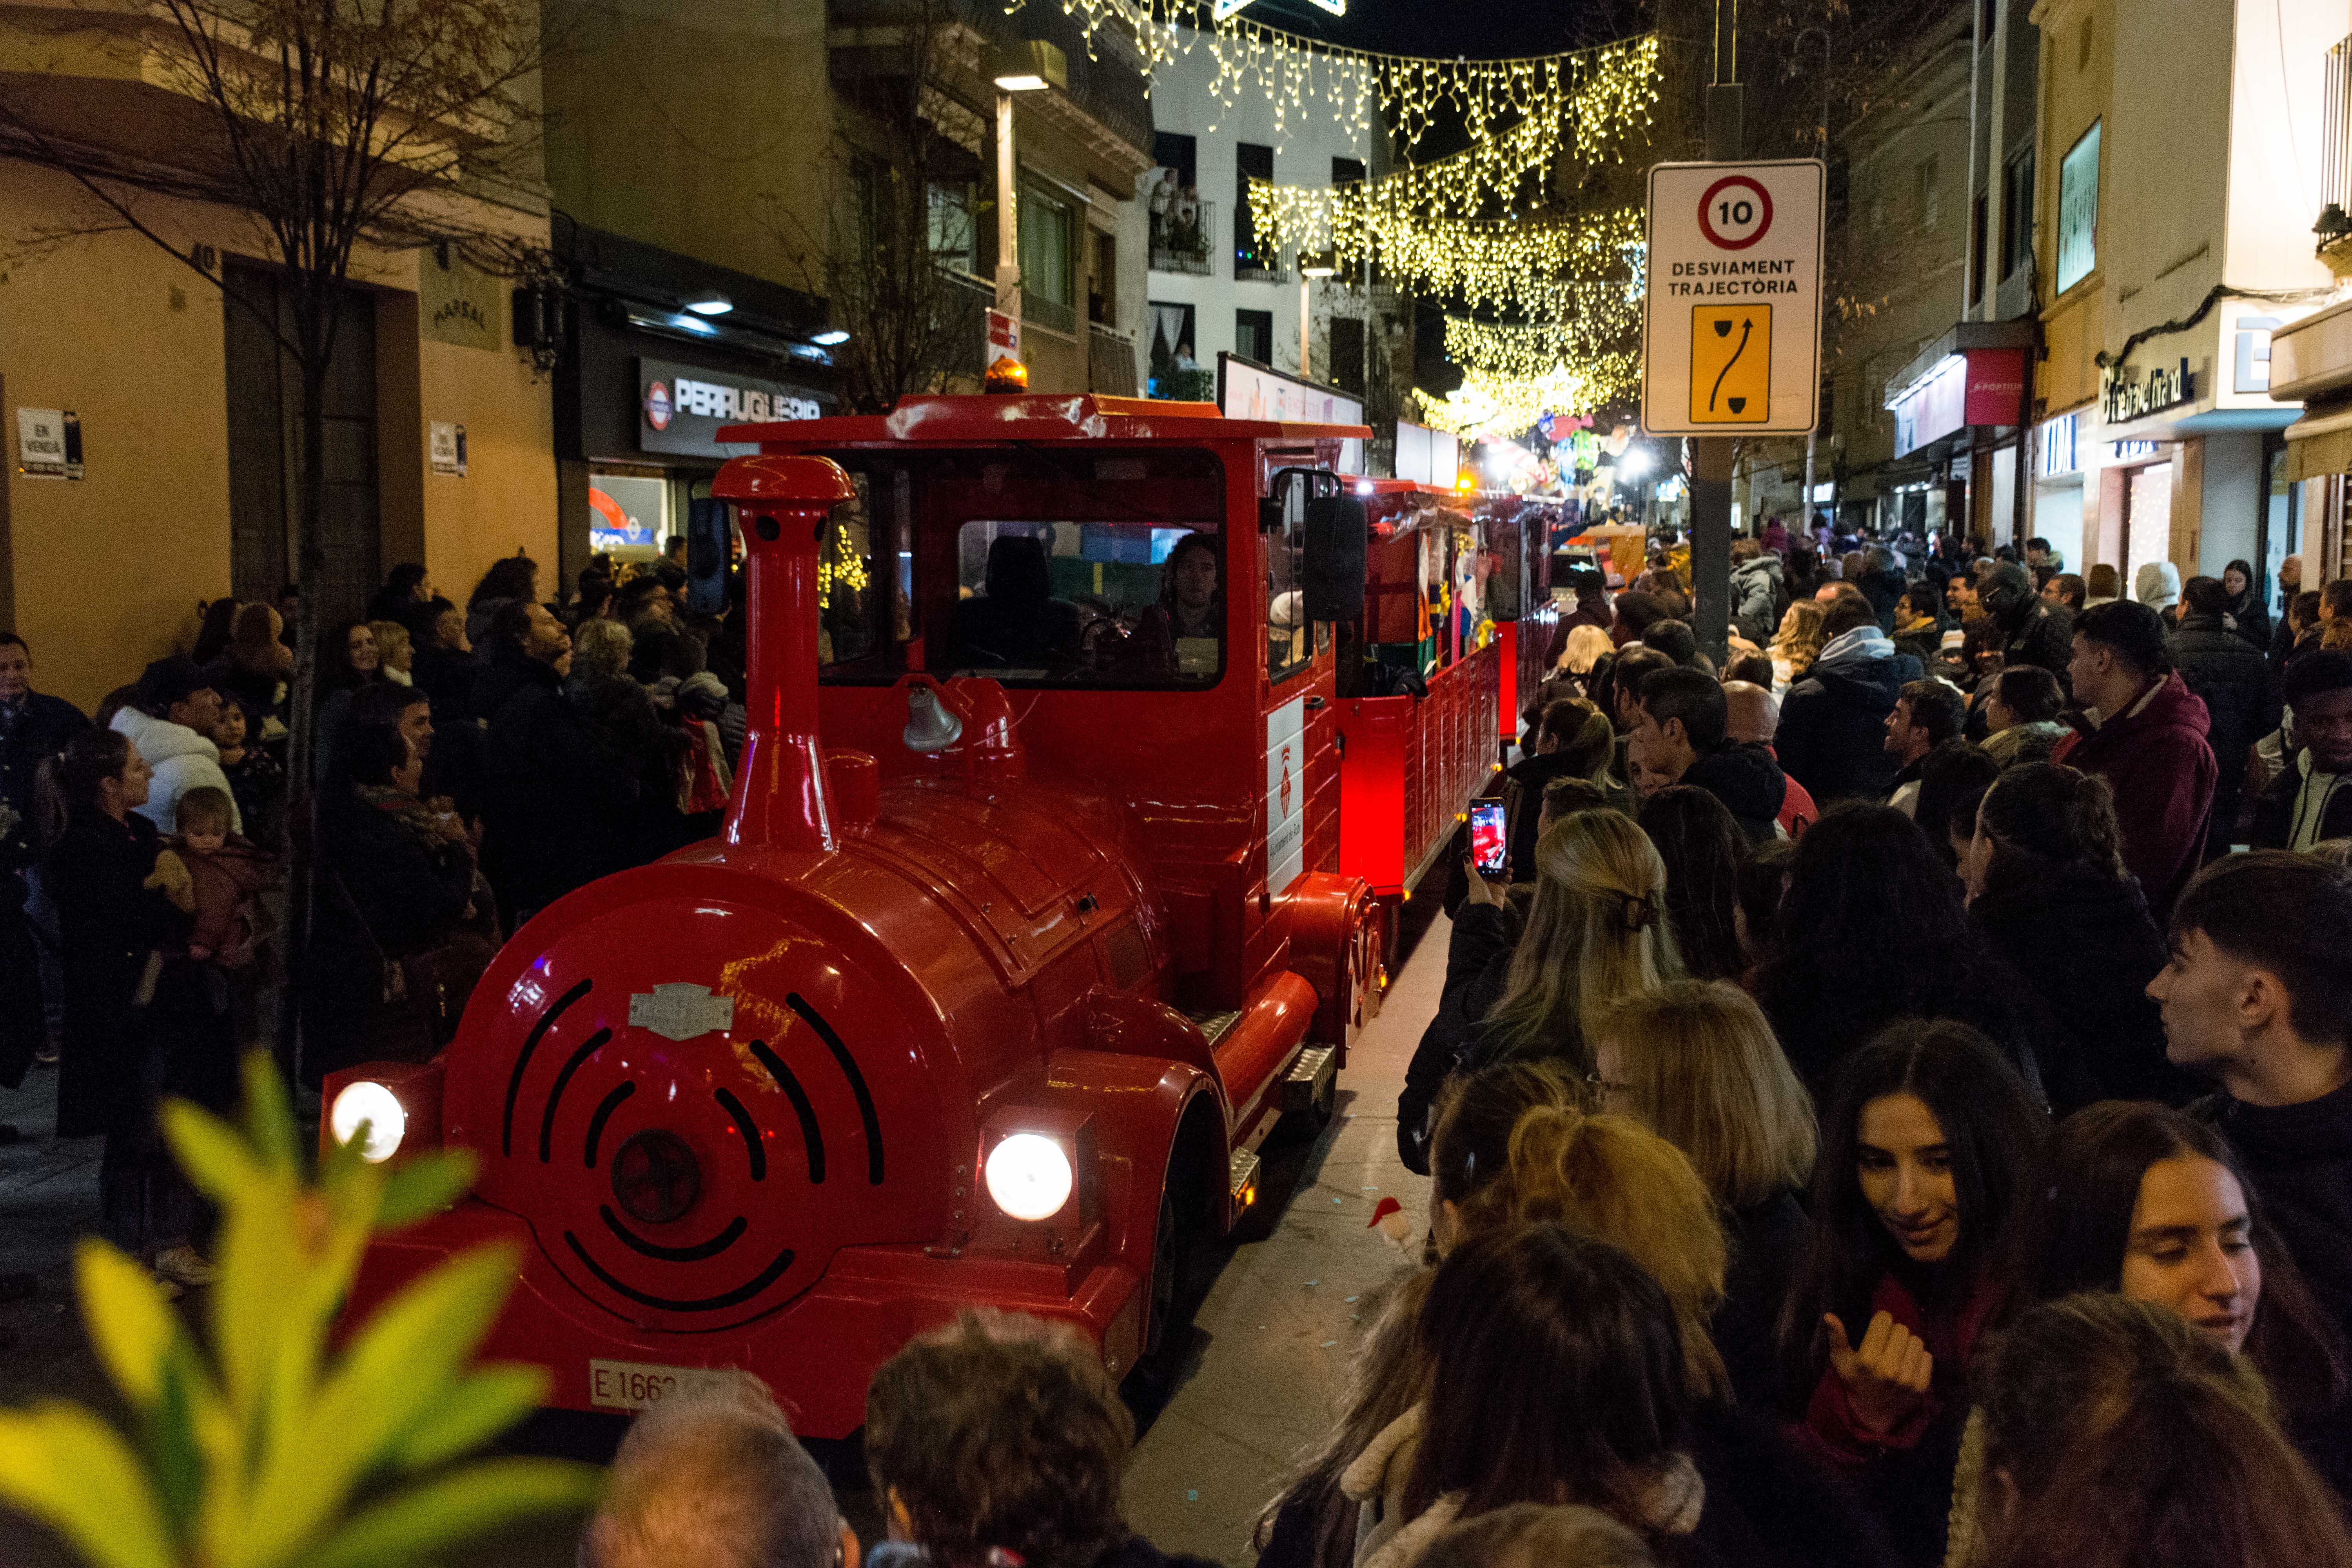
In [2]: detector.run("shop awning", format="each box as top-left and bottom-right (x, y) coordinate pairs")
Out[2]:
(2281, 397), (2352, 482)
(1883, 320), (2036, 458)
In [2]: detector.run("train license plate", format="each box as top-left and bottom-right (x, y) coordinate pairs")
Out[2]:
(587, 1358), (736, 1411)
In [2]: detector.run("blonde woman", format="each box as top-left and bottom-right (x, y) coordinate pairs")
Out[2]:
(1270, 1065), (1889, 1568)
(1597, 981), (1817, 1410)
(1457, 809), (1682, 1076)
(367, 620), (414, 686)
(1768, 600), (1827, 688)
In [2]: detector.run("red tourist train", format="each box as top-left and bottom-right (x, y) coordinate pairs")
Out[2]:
(322, 394), (1533, 1436)
(1333, 480), (1554, 908)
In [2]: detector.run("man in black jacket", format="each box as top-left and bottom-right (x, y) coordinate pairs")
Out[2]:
(2162, 856), (2352, 1398)
(1777, 593), (1925, 802)
(0, 633), (91, 838)
(1628, 666), (1789, 842)
(2252, 651), (2352, 849)
(2174, 575), (2273, 852)
(1978, 560), (2073, 687)
(473, 600), (639, 923)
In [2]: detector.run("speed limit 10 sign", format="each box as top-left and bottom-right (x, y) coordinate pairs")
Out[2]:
(1641, 159), (1825, 437)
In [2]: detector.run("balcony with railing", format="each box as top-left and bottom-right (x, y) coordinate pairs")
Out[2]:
(1089, 323), (1139, 395)
(1023, 287), (1078, 337)
(1151, 194), (1216, 275)
(1234, 238), (1287, 284)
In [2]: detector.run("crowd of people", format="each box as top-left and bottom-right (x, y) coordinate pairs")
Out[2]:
(1357, 526), (2352, 1564)
(0, 542), (746, 1295)
(9, 521), (2352, 1568)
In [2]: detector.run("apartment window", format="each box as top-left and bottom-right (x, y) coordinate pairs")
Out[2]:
(1329, 316), (1366, 396)
(1236, 308), (1274, 365)
(2000, 149), (2036, 278)
(929, 182), (978, 275)
(1090, 229), (1116, 325)
(1153, 131), (1197, 189)
(1147, 301), (1203, 399)
(1021, 180), (1077, 334)
(1331, 156), (1366, 185)
(2057, 121), (2100, 292)
(1916, 154), (1940, 230)
(1235, 142), (1280, 278)
(1969, 193), (1988, 301)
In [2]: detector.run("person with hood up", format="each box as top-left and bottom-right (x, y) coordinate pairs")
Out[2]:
(2172, 575), (2272, 853)
(1776, 594), (1925, 804)
(2134, 559), (2183, 626)
(2251, 650), (2352, 849)
(109, 658), (240, 836)
(2056, 599), (2217, 915)
(1976, 560), (2073, 688)
(1626, 666), (1789, 844)
(1730, 538), (1786, 646)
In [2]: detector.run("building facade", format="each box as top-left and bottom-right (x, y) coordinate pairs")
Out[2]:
(1139, 31), (1385, 421)
(2029, 0), (2335, 603)
(0, 7), (557, 710)
(539, 0), (1156, 573)
(1822, 4), (1979, 537)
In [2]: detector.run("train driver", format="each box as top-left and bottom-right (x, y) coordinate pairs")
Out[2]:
(1136, 532), (1223, 677)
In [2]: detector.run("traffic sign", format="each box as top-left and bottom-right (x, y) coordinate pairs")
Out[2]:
(1641, 159), (1824, 436)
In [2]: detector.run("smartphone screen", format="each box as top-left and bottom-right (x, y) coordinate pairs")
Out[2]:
(1470, 801), (1508, 878)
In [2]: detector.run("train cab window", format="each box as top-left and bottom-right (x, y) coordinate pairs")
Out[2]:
(815, 447), (1227, 690)
(1265, 483), (1310, 683)
(950, 520), (1223, 684)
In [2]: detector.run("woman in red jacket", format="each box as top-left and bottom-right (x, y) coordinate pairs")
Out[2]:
(1780, 1021), (2047, 1566)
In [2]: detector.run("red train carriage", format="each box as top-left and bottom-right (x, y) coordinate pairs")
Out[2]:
(1331, 482), (1553, 911)
(322, 394), (1387, 1438)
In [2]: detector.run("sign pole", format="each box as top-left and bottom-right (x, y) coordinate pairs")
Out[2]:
(1691, 0), (1743, 666)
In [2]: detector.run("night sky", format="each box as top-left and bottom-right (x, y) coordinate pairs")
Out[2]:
(1235, 0), (1635, 58)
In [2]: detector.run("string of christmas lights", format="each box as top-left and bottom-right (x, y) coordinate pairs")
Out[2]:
(1443, 303), (1640, 383)
(1412, 356), (1640, 439)
(1018, 0), (1657, 158)
(1245, 34), (1659, 241)
(1334, 205), (1643, 312)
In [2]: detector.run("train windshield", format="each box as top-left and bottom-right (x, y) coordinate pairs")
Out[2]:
(815, 446), (1228, 689)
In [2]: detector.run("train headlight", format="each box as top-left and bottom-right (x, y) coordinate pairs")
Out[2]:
(329, 1080), (407, 1163)
(985, 1132), (1073, 1221)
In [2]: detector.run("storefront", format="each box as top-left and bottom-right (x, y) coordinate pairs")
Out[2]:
(2268, 296), (2352, 583)
(1881, 321), (2033, 543)
(2092, 301), (2308, 604)
(552, 223), (840, 579)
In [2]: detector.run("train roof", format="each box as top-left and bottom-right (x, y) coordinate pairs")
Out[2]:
(720, 393), (1372, 451)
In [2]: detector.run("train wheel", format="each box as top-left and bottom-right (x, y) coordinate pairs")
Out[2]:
(1128, 1188), (1196, 1396)
(1143, 1191), (1181, 1357)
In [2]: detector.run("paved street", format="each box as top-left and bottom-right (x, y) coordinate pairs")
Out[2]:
(0, 906), (1447, 1568)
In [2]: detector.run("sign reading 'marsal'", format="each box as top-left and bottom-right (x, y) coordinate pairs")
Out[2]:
(1642, 160), (1826, 437)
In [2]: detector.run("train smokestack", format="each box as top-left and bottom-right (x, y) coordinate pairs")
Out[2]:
(711, 454), (857, 853)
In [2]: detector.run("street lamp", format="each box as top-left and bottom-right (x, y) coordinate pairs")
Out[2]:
(1298, 249), (1336, 379)
(987, 38), (1067, 387)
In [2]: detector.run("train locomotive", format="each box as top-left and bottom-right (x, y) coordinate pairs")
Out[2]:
(323, 394), (1390, 1437)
